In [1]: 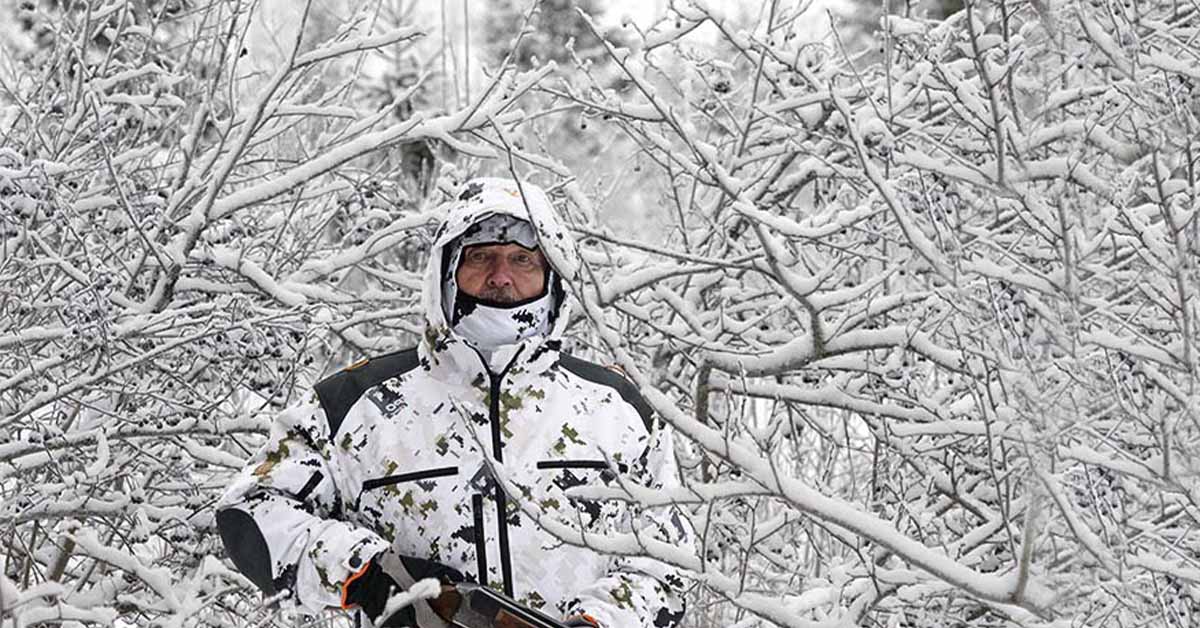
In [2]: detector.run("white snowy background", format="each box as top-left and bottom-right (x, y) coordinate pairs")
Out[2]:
(2, 0), (1199, 627)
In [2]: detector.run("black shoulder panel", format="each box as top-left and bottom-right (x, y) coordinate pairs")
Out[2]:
(557, 354), (654, 433)
(216, 507), (276, 595)
(314, 347), (421, 436)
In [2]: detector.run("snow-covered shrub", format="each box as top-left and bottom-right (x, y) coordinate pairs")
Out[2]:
(534, 1), (1200, 626)
(0, 0), (549, 625)
(4, 0), (1199, 626)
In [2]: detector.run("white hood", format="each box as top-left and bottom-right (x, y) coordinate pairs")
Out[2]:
(420, 177), (580, 370)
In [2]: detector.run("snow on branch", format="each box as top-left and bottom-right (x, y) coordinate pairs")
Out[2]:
(5, 0), (1200, 626)
(531, 0), (1200, 625)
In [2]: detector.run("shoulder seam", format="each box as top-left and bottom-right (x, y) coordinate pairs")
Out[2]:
(314, 347), (421, 436)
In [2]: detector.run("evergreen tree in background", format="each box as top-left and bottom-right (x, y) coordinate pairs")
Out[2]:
(480, 0), (628, 70)
(839, 0), (964, 56)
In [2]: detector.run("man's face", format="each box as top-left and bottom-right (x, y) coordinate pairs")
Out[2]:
(456, 243), (547, 303)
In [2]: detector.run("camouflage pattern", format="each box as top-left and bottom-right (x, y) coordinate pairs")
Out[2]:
(218, 178), (691, 627)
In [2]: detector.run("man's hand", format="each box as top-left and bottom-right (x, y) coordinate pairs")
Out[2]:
(344, 552), (466, 626)
(341, 560), (410, 626)
(347, 557), (596, 628)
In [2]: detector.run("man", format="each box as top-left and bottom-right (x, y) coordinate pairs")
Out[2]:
(217, 178), (689, 627)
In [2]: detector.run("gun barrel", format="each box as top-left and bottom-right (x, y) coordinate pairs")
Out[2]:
(455, 583), (570, 628)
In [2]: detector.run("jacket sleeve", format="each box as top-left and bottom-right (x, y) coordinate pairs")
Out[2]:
(216, 395), (389, 613)
(561, 418), (693, 628)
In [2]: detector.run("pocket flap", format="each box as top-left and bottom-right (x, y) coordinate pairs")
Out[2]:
(362, 465), (458, 492)
(535, 460), (608, 470)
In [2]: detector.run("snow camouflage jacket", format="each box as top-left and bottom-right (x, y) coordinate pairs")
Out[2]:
(216, 178), (691, 628)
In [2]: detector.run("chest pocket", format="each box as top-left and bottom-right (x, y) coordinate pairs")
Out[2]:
(358, 465), (459, 515)
(362, 466), (460, 492)
(535, 460), (615, 527)
(536, 459), (614, 484)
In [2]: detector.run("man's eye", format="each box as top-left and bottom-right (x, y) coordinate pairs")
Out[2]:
(513, 253), (542, 269)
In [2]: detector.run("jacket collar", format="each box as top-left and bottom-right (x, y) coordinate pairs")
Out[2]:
(418, 178), (578, 384)
(418, 323), (562, 385)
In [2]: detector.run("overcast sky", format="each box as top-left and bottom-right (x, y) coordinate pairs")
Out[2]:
(244, 0), (840, 73)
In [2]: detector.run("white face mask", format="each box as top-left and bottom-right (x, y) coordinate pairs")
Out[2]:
(451, 291), (555, 354)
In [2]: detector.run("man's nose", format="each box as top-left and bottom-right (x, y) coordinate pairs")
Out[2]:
(486, 260), (514, 286)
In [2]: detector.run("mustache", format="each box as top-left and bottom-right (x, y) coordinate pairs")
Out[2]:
(475, 286), (519, 303)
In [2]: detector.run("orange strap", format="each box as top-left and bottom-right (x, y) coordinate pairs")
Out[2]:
(340, 561), (372, 610)
(567, 614), (601, 627)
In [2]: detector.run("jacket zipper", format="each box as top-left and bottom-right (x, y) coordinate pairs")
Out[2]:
(479, 346), (523, 598)
(489, 369), (516, 597)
